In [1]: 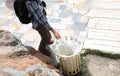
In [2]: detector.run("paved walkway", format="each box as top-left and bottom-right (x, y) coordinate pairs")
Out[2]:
(0, 0), (88, 50)
(1, 0), (119, 54)
(84, 0), (120, 53)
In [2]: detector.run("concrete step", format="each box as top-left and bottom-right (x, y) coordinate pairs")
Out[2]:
(84, 39), (120, 48)
(89, 0), (120, 9)
(87, 29), (120, 42)
(84, 39), (120, 54)
(87, 18), (120, 31)
(85, 9), (120, 19)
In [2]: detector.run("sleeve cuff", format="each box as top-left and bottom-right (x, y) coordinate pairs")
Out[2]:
(49, 27), (53, 30)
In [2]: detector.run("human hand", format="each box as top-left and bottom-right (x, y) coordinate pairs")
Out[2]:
(51, 29), (61, 39)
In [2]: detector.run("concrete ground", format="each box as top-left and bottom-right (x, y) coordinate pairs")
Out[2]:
(86, 54), (120, 76)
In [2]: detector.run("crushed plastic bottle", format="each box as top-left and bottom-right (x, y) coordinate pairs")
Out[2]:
(50, 36), (82, 56)
(52, 39), (78, 56)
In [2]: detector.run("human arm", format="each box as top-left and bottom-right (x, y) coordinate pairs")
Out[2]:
(26, 1), (60, 39)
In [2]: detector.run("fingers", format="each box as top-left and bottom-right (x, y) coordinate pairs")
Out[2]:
(51, 29), (61, 39)
(55, 32), (61, 39)
(56, 33), (61, 39)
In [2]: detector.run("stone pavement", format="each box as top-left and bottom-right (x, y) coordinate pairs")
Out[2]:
(84, 0), (120, 53)
(1, 0), (119, 54)
(0, 0), (89, 50)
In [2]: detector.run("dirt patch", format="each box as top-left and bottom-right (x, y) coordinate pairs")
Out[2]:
(0, 50), (57, 71)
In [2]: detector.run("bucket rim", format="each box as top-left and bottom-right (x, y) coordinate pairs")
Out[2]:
(49, 36), (84, 58)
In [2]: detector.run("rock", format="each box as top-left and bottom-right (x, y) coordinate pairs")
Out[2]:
(4, 0), (15, 10)
(0, 30), (22, 46)
(0, 45), (56, 71)
(0, 68), (25, 76)
(0, 30), (60, 76)
(0, 46), (30, 55)
(0, 65), (60, 76)
(26, 65), (60, 76)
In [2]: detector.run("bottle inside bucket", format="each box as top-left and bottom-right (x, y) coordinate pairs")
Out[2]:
(51, 37), (81, 56)
(54, 39), (73, 56)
